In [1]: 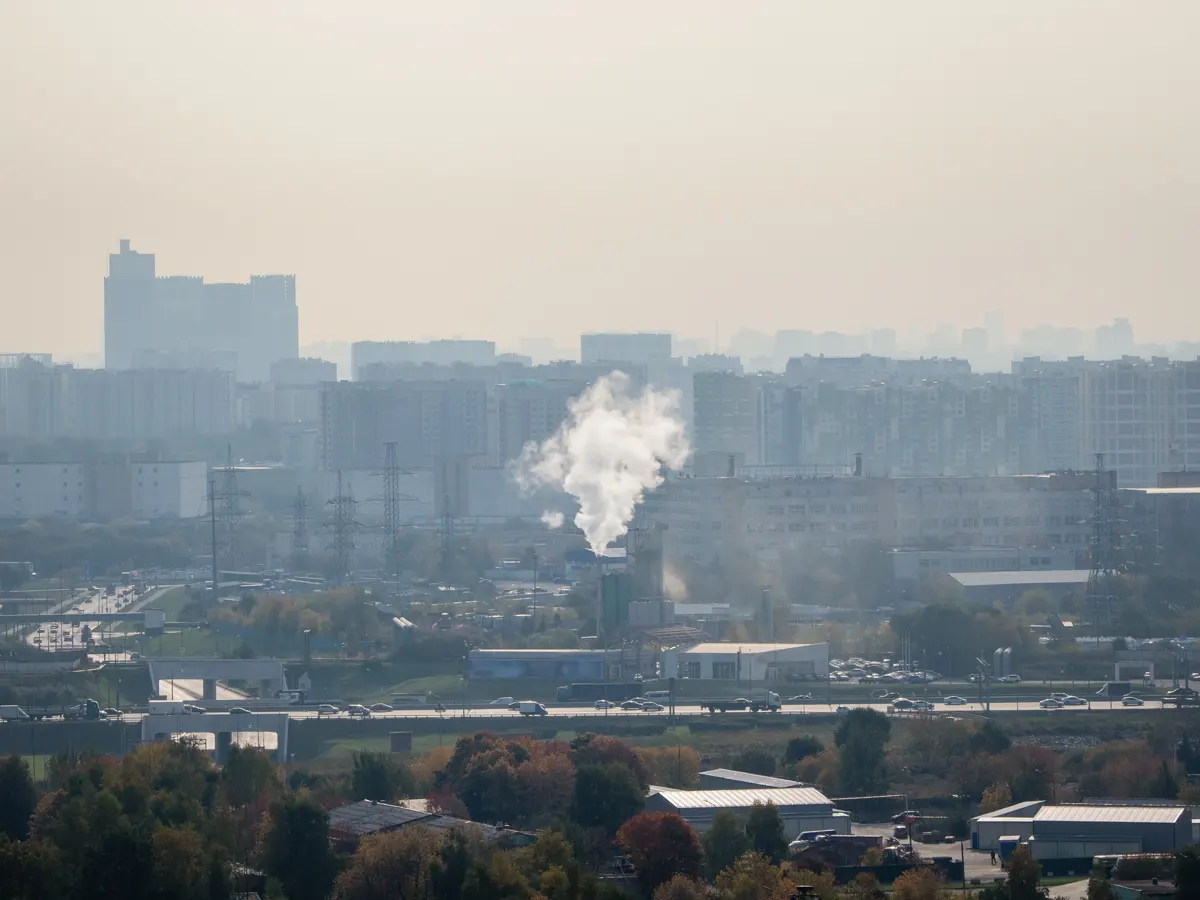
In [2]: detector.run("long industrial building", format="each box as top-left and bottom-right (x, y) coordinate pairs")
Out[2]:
(646, 786), (849, 836)
(970, 801), (1192, 858)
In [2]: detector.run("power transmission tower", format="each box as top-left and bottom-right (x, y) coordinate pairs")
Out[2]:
(326, 470), (359, 586)
(214, 445), (249, 569)
(382, 442), (402, 588)
(1086, 453), (1122, 634)
(291, 486), (310, 570)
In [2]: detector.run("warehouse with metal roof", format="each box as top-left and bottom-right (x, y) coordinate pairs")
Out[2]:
(327, 800), (535, 849)
(970, 802), (1190, 856)
(645, 786), (849, 835)
(698, 768), (807, 790)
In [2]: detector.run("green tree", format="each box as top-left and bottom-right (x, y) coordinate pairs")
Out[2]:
(715, 850), (789, 900)
(0, 835), (66, 900)
(783, 736), (824, 764)
(351, 751), (414, 803)
(1004, 844), (1048, 900)
(220, 745), (280, 807)
(744, 802), (788, 864)
(258, 793), (339, 900)
(1176, 847), (1200, 898)
(731, 748), (776, 777)
(701, 808), (749, 878)
(571, 763), (645, 835)
(653, 874), (717, 900)
(0, 755), (37, 840)
(333, 827), (444, 900)
(1148, 760), (1178, 799)
(970, 720), (1011, 755)
(835, 708), (891, 793)
(617, 812), (704, 894)
(980, 782), (1013, 813)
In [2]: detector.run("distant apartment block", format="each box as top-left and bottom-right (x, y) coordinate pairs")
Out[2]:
(0, 360), (234, 440)
(319, 379), (488, 470)
(350, 340), (496, 380)
(581, 332), (672, 365)
(637, 471), (1098, 571)
(0, 353), (52, 368)
(104, 239), (298, 383)
(269, 357), (337, 385)
(0, 460), (207, 520)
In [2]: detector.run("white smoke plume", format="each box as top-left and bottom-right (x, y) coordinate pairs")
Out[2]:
(541, 510), (565, 529)
(516, 372), (690, 554)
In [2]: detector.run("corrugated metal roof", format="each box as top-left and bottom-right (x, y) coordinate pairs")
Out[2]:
(679, 642), (820, 655)
(950, 570), (1091, 588)
(653, 786), (833, 810)
(975, 800), (1046, 820)
(329, 801), (431, 835)
(1034, 805), (1186, 824)
(701, 768), (804, 789)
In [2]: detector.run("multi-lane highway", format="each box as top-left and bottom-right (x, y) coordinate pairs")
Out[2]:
(20, 583), (173, 661)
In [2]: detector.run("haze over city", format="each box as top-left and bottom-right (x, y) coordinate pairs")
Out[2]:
(3, 1), (1200, 360)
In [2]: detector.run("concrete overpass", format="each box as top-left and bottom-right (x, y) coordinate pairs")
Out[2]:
(147, 658), (288, 701)
(142, 712), (289, 763)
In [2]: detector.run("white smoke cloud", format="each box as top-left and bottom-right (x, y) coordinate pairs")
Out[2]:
(541, 510), (565, 529)
(515, 372), (690, 554)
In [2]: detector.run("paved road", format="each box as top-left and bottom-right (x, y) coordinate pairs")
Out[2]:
(23, 585), (172, 661)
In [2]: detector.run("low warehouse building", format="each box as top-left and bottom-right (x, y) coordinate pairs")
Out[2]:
(645, 787), (849, 836)
(971, 800), (1045, 850)
(468, 648), (615, 681)
(662, 641), (829, 681)
(1029, 805), (1190, 859)
(699, 768), (806, 790)
(973, 803), (1191, 857)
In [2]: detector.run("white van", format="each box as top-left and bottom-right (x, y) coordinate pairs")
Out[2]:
(643, 690), (671, 703)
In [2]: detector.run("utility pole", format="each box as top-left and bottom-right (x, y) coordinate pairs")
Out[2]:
(214, 445), (249, 570)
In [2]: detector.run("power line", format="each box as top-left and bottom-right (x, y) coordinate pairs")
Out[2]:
(326, 470), (360, 586)
(291, 486), (309, 570)
(213, 445), (249, 569)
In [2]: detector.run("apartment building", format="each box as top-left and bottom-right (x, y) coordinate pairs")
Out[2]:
(104, 240), (298, 382)
(580, 332), (672, 365)
(350, 340), (496, 380)
(638, 471), (1098, 571)
(318, 379), (489, 470)
(0, 460), (207, 520)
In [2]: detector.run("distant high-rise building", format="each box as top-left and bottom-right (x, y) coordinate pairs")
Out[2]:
(103, 240), (298, 383)
(350, 340), (496, 379)
(580, 333), (672, 365)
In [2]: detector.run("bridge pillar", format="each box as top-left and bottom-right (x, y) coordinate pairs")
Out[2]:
(214, 731), (232, 765)
(202, 679), (217, 700)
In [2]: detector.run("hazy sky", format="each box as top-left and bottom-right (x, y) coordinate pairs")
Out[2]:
(2, 2), (1198, 358)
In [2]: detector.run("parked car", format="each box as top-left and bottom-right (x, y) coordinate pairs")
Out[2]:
(1121, 695), (1145, 706)
(1039, 698), (1063, 709)
(943, 696), (967, 706)
(891, 810), (920, 824)
(369, 703), (394, 712)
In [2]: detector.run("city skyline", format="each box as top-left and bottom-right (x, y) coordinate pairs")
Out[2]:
(3, 2), (1200, 357)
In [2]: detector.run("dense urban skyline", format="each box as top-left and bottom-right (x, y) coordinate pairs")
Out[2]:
(3, 2), (1200, 358)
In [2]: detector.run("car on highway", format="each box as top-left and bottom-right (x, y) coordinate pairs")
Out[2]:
(619, 700), (645, 711)
(1122, 695), (1145, 706)
(1039, 698), (1064, 709)
(369, 703), (394, 712)
(871, 690), (901, 700)
(891, 698), (916, 710)
(943, 696), (967, 705)
(183, 704), (206, 714)
(998, 674), (1022, 683)
(640, 701), (665, 712)
(103, 708), (121, 717)
(911, 700), (936, 711)
(593, 700), (618, 710)
(229, 707), (251, 715)
(489, 697), (515, 707)
(347, 704), (371, 717)
(787, 694), (814, 702)
(1062, 695), (1087, 706)
(835, 705), (851, 713)
(317, 704), (341, 716)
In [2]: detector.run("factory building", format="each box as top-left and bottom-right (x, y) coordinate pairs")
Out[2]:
(971, 802), (1191, 858)
(698, 769), (806, 790)
(662, 641), (829, 682)
(646, 786), (849, 836)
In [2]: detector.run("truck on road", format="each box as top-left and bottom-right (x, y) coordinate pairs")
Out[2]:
(0, 705), (30, 722)
(518, 701), (549, 716)
(63, 699), (103, 721)
(698, 692), (782, 714)
(148, 700), (190, 715)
